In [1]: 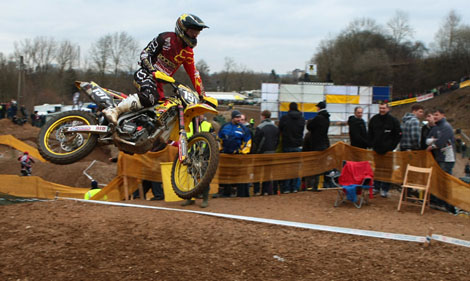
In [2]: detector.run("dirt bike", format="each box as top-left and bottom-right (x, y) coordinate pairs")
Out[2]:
(37, 71), (219, 199)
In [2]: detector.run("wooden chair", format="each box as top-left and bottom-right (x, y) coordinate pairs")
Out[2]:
(397, 164), (433, 215)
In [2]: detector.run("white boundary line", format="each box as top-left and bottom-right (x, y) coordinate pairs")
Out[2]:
(55, 198), (470, 248)
(432, 234), (470, 248)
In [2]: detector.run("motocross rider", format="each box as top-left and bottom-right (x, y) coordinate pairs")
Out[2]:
(103, 13), (209, 124)
(18, 151), (35, 176)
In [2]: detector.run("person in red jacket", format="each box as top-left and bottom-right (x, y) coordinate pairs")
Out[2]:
(104, 13), (209, 124)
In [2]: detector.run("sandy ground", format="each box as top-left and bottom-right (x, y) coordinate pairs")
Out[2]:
(1, 101), (470, 280)
(1, 191), (469, 281)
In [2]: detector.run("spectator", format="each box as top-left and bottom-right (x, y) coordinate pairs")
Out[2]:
(30, 111), (40, 127)
(20, 105), (27, 118)
(465, 162), (470, 177)
(252, 110), (279, 196)
(240, 114), (255, 140)
(462, 142), (467, 158)
(455, 138), (462, 154)
(348, 106), (368, 149)
(218, 110), (252, 197)
(279, 102), (305, 194)
(133, 180), (164, 201)
(7, 99), (17, 119)
(181, 114), (214, 208)
(420, 111), (435, 150)
(305, 101), (330, 192)
(426, 108), (456, 213)
(84, 180), (109, 201)
(400, 104), (424, 151)
(426, 108), (456, 173)
(368, 102), (402, 198)
(72, 91), (82, 110)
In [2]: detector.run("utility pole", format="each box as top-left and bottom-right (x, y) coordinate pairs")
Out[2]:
(17, 56), (25, 104)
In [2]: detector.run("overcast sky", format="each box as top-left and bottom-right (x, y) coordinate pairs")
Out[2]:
(1, 0), (469, 74)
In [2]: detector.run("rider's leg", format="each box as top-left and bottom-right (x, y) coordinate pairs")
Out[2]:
(103, 68), (161, 125)
(103, 93), (142, 125)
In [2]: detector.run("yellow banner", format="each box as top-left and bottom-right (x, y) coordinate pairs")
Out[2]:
(280, 102), (318, 112)
(460, 80), (470, 88)
(325, 95), (359, 104)
(389, 97), (417, 107)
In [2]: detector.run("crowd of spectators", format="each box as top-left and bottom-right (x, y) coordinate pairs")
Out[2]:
(0, 99), (45, 127)
(391, 75), (470, 102)
(189, 99), (464, 215)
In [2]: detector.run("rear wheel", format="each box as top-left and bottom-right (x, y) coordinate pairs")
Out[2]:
(171, 132), (219, 199)
(37, 111), (98, 164)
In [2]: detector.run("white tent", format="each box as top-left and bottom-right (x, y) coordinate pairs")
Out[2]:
(205, 92), (247, 101)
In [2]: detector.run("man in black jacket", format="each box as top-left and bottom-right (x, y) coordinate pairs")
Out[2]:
(279, 102), (305, 193)
(368, 103), (402, 197)
(348, 106), (368, 149)
(253, 110), (279, 195)
(305, 101), (330, 191)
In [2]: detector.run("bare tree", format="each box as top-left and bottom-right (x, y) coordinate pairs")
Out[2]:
(343, 17), (383, 35)
(56, 40), (79, 72)
(196, 59), (211, 87)
(108, 32), (140, 75)
(89, 34), (112, 74)
(387, 10), (414, 43)
(219, 57), (237, 91)
(434, 10), (462, 53)
(13, 39), (34, 69)
(14, 37), (57, 72)
(32, 37), (57, 72)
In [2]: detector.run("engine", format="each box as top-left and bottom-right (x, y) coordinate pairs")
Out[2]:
(117, 111), (157, 146)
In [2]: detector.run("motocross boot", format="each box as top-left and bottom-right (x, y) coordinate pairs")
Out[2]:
(103, 94), (142, 125)
(181, 199), (195, 206)
(200, 187), (210, 208)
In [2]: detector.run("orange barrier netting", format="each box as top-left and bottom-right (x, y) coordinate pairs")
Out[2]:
(95, 142), (470, 211)
(1, 135), (469, 211)
(0, 175), (90, 199)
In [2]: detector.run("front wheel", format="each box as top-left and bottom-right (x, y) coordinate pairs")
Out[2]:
(171, 132), (219, 199)
(37, 110), (98, 164)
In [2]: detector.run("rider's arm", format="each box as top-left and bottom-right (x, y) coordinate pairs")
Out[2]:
(140, 34), (165, 73)
(182, 50), (204, 96)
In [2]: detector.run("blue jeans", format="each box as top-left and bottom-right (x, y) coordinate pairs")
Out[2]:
(282, 147), (301, 192)
(431, 161), (456, 213)
(438, 161), (454, 175)
(374, 180), (390, 193)
(253, 182), (273, 195)
(133, 180), (163, 199)
(236, 183), (250, 197)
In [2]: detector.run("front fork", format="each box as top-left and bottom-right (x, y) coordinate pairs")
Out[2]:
(177, 105), (200, 163)
(177, 105), (188, 163)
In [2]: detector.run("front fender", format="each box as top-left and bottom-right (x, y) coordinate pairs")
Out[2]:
(168, 103), (218, 141)
(183, 103), (218, 129)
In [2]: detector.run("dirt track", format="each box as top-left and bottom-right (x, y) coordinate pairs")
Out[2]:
(1, 194), (469, 281)
(1, 105), (470, 280)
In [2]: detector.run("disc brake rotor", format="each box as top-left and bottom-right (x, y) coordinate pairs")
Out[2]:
(55, 122), (85, 152)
